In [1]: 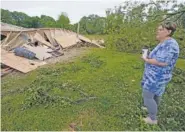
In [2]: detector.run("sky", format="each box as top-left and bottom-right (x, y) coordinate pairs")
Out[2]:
(1, 0), (184, 24)
(1, 0), (124, 24)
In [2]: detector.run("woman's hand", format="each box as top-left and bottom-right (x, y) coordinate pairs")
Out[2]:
(141, 56), (168, 67)
(141, 56), (148, 62)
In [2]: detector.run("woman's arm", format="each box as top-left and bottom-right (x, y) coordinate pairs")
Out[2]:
(142, 57), (168, 67)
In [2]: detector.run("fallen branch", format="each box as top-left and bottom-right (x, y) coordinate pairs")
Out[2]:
(73, 97), (97, 104)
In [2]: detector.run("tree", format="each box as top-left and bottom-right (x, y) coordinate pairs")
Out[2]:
(1, 9), (57, 28)
(40, 15), (56, 28)
(57, 12), (70, 29)
(79, 14), (106, 34)
(1, 9), (16, 25)
(11, 11), (32, 28)
(29, 16), (42, 28)
(104, 0), (185, 58)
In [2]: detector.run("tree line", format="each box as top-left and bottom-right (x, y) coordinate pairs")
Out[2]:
(1, 1), (185, 35)
(103, 0), (185, 57)
(1, 9), (105, 35)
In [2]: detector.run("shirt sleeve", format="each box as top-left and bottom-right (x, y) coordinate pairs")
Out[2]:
(155, 43), (177, 65)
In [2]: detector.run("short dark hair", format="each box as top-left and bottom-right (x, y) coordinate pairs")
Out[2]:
(161, 21), (177, 36)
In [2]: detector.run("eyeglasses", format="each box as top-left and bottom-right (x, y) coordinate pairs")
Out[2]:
(156, 27), (165, 32)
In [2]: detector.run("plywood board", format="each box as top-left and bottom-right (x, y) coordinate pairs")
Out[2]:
(2, 35), (27, 51)
(55, 29), (62, 37)
(1, 32), (12, 45)
(2, 32), (20, 46)
(1, 48), (46, 73)
(34, 32), (54, 48)
(60, 29), (66, 35)
(44, 30), (57, 46)
(78, 35), (91, 43)
(78, 35), (104, 48)
(54, 35), (78, 48)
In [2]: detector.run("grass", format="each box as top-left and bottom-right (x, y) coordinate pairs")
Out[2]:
(1, 48), (185, 131)
(85, 34), (108, 40)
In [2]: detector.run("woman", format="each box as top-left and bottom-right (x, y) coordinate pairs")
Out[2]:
(141, 21), (180, 124)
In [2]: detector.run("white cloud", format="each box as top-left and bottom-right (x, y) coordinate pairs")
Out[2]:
(1, 0), (122, 24)
(1, 0), (184, 24)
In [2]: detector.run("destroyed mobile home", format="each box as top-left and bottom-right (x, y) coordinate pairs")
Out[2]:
(0, 22), (104, 76)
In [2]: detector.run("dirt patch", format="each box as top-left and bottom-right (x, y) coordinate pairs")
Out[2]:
(46, 47), (91, 64)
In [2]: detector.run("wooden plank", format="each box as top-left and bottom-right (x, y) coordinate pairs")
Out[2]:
(5, 31), (22, 46)
(55, 29), (62, 36)
(60, 29), (66, 35)
(10, 32), (32, 50)
(44, 30), (57, 46)
(33, 32), (54, 48)
(50, 29), (55, 38)
(1, 48), (46, 73)
(2, 32), (27, 51)
(78, 35), (104, 48)
(1, 32), (12, 45)
(2, 32), (19, 46)
(54, 35), (78, 48)
(78, 35), (91, 43)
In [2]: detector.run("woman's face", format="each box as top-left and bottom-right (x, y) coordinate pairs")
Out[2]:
(156, 25), (171, 41)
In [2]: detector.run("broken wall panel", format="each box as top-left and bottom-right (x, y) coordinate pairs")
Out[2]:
(2, 32), (29, 51)
(59, 29), (66, 36)
(54, 35), (78, 48)
(55, 29), (62, 37)
(44, 30), (58, 47)
(1, 22), (29, 31)
(1, 32), (18, 45)
(33, 32), (54, 48)
(78, 35), (104, 48)
(1, 32), (12, 45)
(1, 22), (104, 52)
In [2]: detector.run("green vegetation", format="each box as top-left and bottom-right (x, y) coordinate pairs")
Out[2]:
(1, 2), (185, 54)
(1, 48), (185, 131)
(104, 1), (185, 58)
(1, 0), (185, 131)
(78, 15), (105, 34)
(1, 9), (106, 34)
(85, 34), (108, 40)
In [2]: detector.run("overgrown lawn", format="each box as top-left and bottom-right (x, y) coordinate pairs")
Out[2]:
(1, 48), (185, 131)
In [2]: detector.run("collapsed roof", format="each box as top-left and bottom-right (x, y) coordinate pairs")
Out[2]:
(1, 22), (104, 74)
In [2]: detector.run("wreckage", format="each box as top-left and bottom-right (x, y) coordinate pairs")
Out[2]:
(0, 22), (104, 76)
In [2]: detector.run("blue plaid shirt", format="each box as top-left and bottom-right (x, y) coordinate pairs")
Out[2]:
(141, 38), (179, 96)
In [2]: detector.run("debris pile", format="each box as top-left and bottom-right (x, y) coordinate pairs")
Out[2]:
(1, 22), (104, 76)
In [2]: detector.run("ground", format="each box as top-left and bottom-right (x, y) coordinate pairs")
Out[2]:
(1, 48), (185, 131)
(46, 47), (91, 64)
